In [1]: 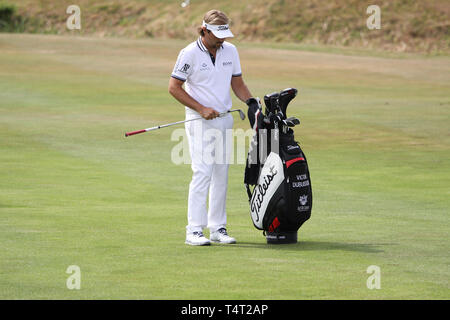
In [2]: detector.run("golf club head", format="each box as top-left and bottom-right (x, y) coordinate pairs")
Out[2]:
(221, 109), (245, 120)
(284, 116), (300, 127)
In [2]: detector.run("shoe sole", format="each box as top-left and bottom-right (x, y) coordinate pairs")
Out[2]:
(210, 239), (236, 244)
(185, 240), (211, 246)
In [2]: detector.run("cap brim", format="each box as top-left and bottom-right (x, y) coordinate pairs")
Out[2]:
(211, 29), (234, 39)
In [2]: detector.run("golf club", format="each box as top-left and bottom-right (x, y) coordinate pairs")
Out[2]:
(283, 117), (300, 127)
(125, 108), (245, 137)
(225, 108), (246, 121)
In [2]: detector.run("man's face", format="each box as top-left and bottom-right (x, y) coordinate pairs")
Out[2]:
(203, 27), (226, 49)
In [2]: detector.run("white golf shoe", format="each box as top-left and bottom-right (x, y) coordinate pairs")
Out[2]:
(210, 228), (236, 244)
(185, 231), (211, 246)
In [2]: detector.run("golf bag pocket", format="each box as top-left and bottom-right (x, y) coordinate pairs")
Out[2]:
(284, 150), (312, 231)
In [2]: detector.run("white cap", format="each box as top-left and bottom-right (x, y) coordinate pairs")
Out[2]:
(202, 20), (234, 39)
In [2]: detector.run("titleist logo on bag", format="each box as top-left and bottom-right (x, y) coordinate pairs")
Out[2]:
(250, 165), (278, 221)
(249, 152), (285, 230)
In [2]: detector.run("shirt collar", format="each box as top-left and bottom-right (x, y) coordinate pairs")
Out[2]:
(197, 37), (208, 52)
(196, 37), (224, 53)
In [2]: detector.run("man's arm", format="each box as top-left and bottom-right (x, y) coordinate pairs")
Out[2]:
(232, 75), (262, 121)
(231, 75), (252, 102)
(168, 77), (219, 120)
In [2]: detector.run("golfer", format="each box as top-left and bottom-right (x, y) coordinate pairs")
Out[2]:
(169, 10), (254, 245)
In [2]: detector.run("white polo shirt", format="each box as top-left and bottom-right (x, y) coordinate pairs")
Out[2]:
(171, 37), (242, 114)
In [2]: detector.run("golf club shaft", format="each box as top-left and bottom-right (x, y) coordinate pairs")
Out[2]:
(125, 109), (243, 137)
(125, 117), (201, 137)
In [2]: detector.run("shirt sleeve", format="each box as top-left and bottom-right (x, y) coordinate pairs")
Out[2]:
(232, 46), (242, 77)
(171, 48), (194, 81)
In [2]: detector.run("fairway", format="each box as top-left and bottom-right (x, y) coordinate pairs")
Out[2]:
(0, 33), (449, 299)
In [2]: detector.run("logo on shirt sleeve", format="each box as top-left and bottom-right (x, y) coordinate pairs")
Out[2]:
(179, 63), (191, 74)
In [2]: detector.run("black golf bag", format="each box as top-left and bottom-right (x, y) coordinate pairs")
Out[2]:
(244, 88), (312, 244)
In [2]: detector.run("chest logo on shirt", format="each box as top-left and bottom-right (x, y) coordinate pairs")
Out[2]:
(200, 62), (210, 71)
(223, 61), (232, 67)
(179, 63), (191, 74)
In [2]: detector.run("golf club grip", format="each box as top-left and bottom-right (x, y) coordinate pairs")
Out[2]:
(125, 129), (146, 137)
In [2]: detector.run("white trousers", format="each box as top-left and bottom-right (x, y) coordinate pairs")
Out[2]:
(185, 109), (234, 234)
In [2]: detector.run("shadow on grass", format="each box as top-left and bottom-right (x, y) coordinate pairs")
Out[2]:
(222, 240), (390, 253)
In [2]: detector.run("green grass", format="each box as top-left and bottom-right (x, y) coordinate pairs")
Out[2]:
(0, 33), (449, 299)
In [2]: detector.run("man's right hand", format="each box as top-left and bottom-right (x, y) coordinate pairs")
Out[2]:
(200, 106), (220, 120)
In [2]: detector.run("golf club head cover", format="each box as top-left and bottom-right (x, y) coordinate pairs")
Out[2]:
(264, 92), (280, 115)
(246, 97), (263, 128)
(278, 88), (298, 117)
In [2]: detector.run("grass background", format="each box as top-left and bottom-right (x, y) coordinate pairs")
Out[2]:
(0, 33), (449, 299)
(1, 0), (449, 53)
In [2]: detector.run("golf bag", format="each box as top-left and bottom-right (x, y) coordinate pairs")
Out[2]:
(244, 88), (312, 244)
